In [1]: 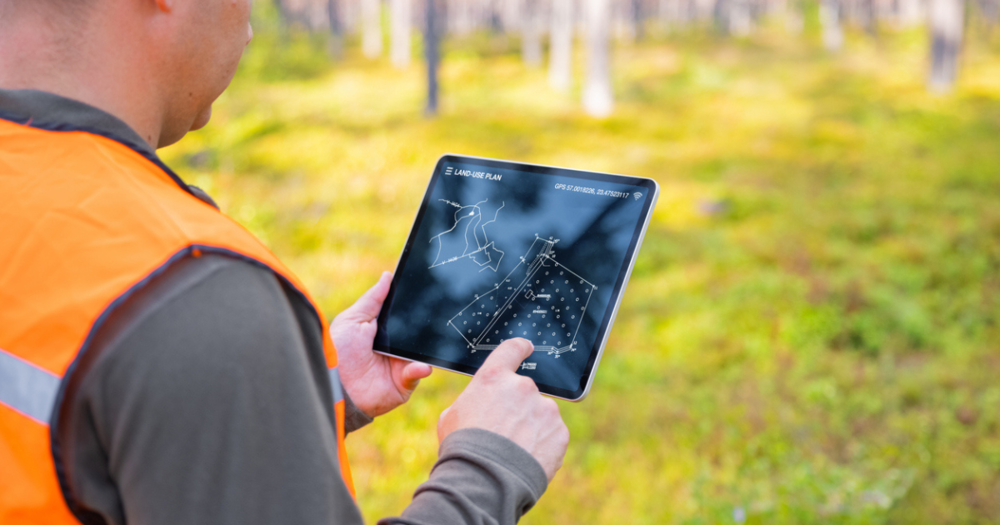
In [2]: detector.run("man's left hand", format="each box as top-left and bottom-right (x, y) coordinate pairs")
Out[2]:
(330, 271), (433, 418)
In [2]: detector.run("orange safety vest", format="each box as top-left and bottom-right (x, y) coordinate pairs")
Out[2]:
(0, 116), (355, 523)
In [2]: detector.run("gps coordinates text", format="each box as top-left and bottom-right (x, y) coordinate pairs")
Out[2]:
(554, 183), (632, 199)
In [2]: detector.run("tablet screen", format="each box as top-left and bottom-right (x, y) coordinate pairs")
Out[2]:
(375, 155), (657, 400)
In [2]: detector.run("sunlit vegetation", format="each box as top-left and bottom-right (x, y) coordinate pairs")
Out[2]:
(161, 7), (1000, 523)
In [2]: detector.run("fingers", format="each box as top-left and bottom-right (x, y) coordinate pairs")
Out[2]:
(398, 360), (433, 391)
(479, 338), (534, 374)
(345, 271), (393, 320)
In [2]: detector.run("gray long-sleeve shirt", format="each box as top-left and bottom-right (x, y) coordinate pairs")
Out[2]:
(0, 89), (548, 525)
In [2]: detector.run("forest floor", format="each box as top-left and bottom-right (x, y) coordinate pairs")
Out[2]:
(161, 13), (1000, 524)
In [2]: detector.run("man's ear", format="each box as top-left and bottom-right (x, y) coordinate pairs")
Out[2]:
(153, 0), (173, 13)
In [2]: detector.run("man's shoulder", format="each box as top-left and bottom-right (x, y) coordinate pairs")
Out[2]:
(60, 249), (334, 443)
(84, 253), (301, 368)
(54, 252), (356, 525)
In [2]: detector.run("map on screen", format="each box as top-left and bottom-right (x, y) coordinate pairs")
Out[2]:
(375, 156), (656, 398)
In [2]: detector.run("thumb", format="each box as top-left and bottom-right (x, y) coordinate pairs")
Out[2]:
(343, 271), (393, 320)
(478, 338), (534, 374)
(398, 360), (433, 391)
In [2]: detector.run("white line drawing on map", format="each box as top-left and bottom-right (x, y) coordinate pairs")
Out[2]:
(429, 199), (505, 272)
(448, 236), (597, 358)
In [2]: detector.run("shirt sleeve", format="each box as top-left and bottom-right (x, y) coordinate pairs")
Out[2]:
(343, 389), (374, 434)
(380, 428), (549, 525)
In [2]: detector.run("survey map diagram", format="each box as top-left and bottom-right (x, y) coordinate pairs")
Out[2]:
(429, 199), (506, 272)
(448, 236), (598, 360)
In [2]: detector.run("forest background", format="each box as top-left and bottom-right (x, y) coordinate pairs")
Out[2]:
(161, 0), (1000, 522)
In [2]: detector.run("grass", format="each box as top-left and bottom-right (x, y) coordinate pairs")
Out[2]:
(161, 9), (1000, 524)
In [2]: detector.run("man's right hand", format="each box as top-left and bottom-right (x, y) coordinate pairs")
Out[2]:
(437, 338), (570, 482)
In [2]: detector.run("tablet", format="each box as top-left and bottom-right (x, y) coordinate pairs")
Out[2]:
(374, 154), (658, 400)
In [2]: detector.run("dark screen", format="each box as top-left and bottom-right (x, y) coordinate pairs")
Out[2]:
(375, 156), (654, 397)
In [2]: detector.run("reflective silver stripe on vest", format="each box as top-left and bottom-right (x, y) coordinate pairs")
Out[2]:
(0, 347), (61, 425)
(328, 367), (344, 404)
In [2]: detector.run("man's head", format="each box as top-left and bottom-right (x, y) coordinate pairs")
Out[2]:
(149, 0), (254, 145)
(0, 0), (253, 148)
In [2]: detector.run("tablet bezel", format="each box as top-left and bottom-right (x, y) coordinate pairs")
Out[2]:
(374, 154), (659, 401)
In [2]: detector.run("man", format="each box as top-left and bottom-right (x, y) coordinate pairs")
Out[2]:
(0, 0), (569, 524)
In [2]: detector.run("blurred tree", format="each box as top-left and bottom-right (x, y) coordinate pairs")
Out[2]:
(342, 0), (360, 34)
(391, 0), (412, 67)
(658, 0), (673, 30)
(860, 0), (878, 36)
(983, 0), (1000, 29)
(633, 0), (646, 40)
(550, 0), (574, 90)
(896, 0), (924, 27)
(928, 0), (964, 92)
(425, 0), (441, 115)
(820, 0), (844, 51)
(583, 0), (613, 116)
(501, 0), (524, 33)
(363, 0), (383, 58)
(714, 0), (731, 35)
(616, 0), (638, 41)
(488, 0), (503, 33)
(730, 0), (753, 36)
(976, 0), (999, 32)
(328, 0), (344, 58)
(785, 0), (804, 33)
(274, 0), (294, 26)
(523, 0), (544, 66)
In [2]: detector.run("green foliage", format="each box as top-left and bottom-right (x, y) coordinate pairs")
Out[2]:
(161, 19), (1000, 525)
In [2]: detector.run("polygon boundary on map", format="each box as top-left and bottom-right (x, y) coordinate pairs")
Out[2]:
(449, 236), (597, 358)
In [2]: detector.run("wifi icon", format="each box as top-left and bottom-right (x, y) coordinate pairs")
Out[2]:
(633, 192), (642, 201)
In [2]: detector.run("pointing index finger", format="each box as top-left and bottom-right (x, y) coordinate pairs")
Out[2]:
(479, 338), (534, 373)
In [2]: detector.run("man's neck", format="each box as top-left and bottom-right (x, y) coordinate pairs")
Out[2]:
(0, 10), (165, 149)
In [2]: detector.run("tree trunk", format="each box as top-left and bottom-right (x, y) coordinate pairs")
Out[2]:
(616, 0), (638, 41)
(983, 0), (1000, 29)
(785, 0), (804, 33)
(898, 0), (924, 27)
(928, 0), (964, 92)
(659, 0), (671, 29)
(820, 0), (843, 51)
(714, 0), (731, 35)
(861, 0), (878, 37)
(450, 0), (472, 34)
(391, 0), (412, 67)
(975, 0), (997, 33)
(274, 0), (293, 27)
(425, 0), (441, 115)
(730, 0), (753, 36)
(502, 0), (524, 33)
(523, 1), (543, 66)
(342, 0), (360, 34)
(633, 0), (646, 40)
(489, 0), (503, 33)
(306, 0), (328, 31)
(550, 0), (574, 90)
(362, 0), (383, 58)
(583, 0), (613, 117)
(328, 0), (344, 58)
